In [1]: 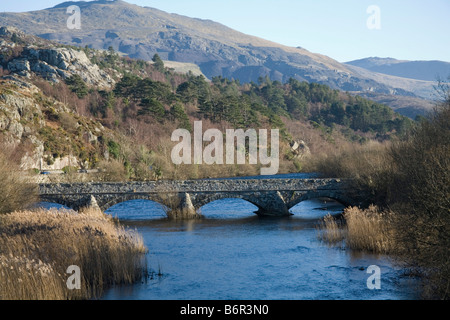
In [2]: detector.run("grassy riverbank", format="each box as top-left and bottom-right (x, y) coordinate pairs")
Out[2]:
(0, 207), (147, 300)
(0, 150), (148, 300)
(315, 88), (450, 299)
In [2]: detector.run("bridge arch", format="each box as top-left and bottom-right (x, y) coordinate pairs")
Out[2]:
(197, 197), (260, 217)
(35, 200), (74, 211)
(193, 192), (267, 214)
(105, 199), (168, 220)
(38, 196), (79, 211)
(99, 194), (169, 212)
(286, 190), (355, 211)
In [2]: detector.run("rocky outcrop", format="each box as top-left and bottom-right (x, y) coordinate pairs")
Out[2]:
(1, 26), (115, 88)
(0, 81), (44, 141)
(290, 140), (311, 160)
(0, 75), (109, 171)
(24, 47), (115, 88)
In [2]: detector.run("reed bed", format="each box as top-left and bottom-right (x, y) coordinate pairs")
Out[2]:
(317, 214), (345, 245)
(317, 205), (396, 254)
(0, 207), (147, 300)
(343, 205), (395, 254)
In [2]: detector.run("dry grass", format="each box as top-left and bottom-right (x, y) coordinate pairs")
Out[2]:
(304, 140), (390, 179)
(317, 205), (396, 254)
(343, 206), (395, 254)
(0, 207), (147, 300)
(316, 214), (345, 245)
(304, 141), (394, 206)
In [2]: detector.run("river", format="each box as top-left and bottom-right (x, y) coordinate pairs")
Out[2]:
(98, 173), (420, 300)
(40, 173), (421, 300)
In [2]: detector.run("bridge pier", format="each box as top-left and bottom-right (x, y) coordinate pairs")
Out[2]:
(173, 193), (200, 219)
(85, 195), (101, 211)
(253, 191), (291, 217)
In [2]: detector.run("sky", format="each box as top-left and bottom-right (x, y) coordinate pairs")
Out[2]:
(1, 0), (449, 63)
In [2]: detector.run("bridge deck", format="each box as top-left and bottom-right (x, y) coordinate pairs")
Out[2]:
(38, 178), (366, 217)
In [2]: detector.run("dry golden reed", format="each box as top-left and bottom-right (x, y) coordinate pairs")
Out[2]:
(316, 214), (345, 245)
(343, 205), (395, 254)
(0, 207), (147, 300)
(317, 205), (396, 254)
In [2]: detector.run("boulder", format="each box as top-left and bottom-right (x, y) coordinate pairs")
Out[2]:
(290, 140), (311, 160)
(7, 59), (30, 72)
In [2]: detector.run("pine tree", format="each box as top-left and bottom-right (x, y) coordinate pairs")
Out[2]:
(152, 54), (165, 73)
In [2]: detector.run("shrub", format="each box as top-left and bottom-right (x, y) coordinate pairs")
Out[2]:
(65, 74), (89, 99)
(0, 152), (38, 214)
(97, 159), (129, 182)
(387, 98), (450, 299)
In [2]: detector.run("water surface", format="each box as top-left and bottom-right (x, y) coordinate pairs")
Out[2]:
(101, 197), (420, 300)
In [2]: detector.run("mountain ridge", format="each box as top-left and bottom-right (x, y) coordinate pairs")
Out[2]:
(0, 0), (439, 117)
(345, 57), (450, 82)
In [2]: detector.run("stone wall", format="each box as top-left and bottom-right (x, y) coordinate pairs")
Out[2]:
(39, 178), (348, 194)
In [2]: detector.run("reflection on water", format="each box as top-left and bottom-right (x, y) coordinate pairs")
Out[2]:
(99, 197), (420, 300)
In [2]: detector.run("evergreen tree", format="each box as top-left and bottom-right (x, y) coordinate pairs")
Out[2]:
(65, 74), (88, 98)
(114, 73), (140, 99)
(152, 54), (165, 73)
(138, 98), (166, 122)
(170, 103), (191, 131)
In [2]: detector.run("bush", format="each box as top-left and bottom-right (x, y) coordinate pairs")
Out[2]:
(304, 141), (393, 205)
(65, 74), (89, 99)
(0, 152), (38, 214)
(387, 99), (450, 299)
(97, 159), (129, 182)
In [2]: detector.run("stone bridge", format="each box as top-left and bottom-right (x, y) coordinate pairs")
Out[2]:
(38, 178), (368, 218)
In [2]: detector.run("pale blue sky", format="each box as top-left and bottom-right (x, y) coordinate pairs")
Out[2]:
(1, 0), (449, 62)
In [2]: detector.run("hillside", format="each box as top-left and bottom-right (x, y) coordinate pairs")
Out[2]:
(0, 26), (414, 182)
(0, 0), (438, 117)
(345, 57), (450, 82)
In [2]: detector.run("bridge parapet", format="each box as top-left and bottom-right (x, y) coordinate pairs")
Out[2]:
(39, 178), (366, 218)
(39, 178), (350, 193)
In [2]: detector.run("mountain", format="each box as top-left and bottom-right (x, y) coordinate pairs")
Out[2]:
(0, 2), (438, 93)
(345, 57), (450, 82)
(1, 0), (358, 86)
(0, 1), (439, 107)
